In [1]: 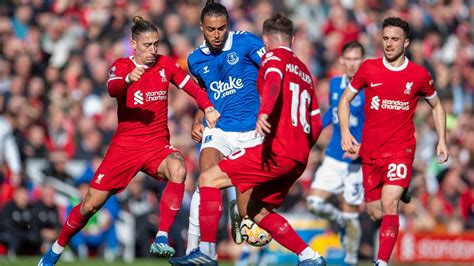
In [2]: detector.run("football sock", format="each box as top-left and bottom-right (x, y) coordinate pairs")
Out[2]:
(378, 214), (399, 262)
(298, 246), (320, 261)
(156, 231), (168, 238)
(159, 181), (184, 232)
(57, 204), (89, 247)
(257, 212), (307, 255)
(199, 186), (222, 243)
(199, 241), (217, 259)
(186, 188), (201, 254)
(342, 212), (361, 264)
(51, 241), (64, 254)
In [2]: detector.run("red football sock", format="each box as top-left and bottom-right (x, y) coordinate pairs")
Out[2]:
(199, 186), (222, 243)
(378, 214), (399, 262)
(57, 204), (89, 247)
(257, 212), (307, 255)
(159, 181), (185, 232)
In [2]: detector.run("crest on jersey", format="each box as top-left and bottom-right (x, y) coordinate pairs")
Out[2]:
(404, 81), (413, 94)
(227, 52), (239, 65)
(160, 69), (167, 82)
(108, 66), (116, 78)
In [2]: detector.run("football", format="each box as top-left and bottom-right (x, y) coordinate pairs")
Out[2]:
(239, 216), (273, 247)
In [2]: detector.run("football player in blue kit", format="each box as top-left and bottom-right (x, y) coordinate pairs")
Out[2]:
(171, 0), (266, 263)
(306, 41), (365, 266)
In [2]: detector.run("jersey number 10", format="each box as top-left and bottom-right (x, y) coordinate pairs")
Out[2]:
(290, 82), (311, 133)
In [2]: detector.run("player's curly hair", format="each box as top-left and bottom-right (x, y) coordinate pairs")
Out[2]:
(201, 0), (229, 22)
(383, 17), (410, 38)
(263, 13), (293, 38)
(131, 15), (158, 40)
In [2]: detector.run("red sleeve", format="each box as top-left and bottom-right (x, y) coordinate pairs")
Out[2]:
(258, 51), (285, 115)
(418, 69), (436, 98)
(309, 88), (322, 145)
(348, 60), (368, 93)
(169, 59), (213, 110)
(107, 60), (130, 97)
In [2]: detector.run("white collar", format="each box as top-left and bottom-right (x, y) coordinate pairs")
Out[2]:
(382, 56), (408, 71)
(129, 56), (150, 69)
(200, 31), (234, 55)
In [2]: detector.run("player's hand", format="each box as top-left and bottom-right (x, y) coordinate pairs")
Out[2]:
(256, 114), (271, 136)
(126, 66), (145, 83)
(342, 148), (360, 160)
(341, 132), (360, 154)
(191, 122), (205, 143)
(436, 141), (449, 164)
(204, 107), (220, 128)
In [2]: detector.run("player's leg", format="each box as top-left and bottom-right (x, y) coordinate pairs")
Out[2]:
(307, 158), (345, 233)
(340, 164), (364, 266)
(39, 188), (112, 266)
(250, 201), (326, 265)
(150, 151), (186, 257)
(186, 146), (226, 253)
(169, 164), (233, 265)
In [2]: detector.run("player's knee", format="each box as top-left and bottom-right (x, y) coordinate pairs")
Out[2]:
(168, 164), (186, 183)
(307, 195), (326, 215)
(80, 201), (100, 217)
(367, 208), (382, 221)
(198, 171), (212, 187)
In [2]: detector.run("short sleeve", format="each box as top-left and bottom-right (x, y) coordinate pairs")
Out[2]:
(243, 32), (266, 65)
(418, 70), (436, 99)
(349, 60), (368, 93)
(260, 51), (285, 80)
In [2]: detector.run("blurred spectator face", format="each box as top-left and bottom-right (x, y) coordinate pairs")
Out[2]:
(15, 5), (33, 24)
(131, 31), (159, 66)
(382, 25), (409, 62)
(14, 187), (29, 209)
(28, 76), (45, 99)
(201, 15), (229, 52)
(340, 47), (364, 79)
(40, 185), (56, 207)
(13, 54), (32, 78)
(28, 124), (47, 147)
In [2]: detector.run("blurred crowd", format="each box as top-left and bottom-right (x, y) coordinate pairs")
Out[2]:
(0, 0), (472, 262)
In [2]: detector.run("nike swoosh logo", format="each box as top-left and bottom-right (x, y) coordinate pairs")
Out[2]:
(170, 206), (180, 211)
(371, 82), (383, 87)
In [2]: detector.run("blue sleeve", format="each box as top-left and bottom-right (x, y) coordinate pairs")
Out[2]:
(244, 32), (265, 66)
(187, 55), (197, 77)
(322, 110), (332, 128)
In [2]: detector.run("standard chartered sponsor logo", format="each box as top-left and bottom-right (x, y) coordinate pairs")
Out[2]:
(209, 76), (243, 100)
(370, 95), (409, 111)
(370, 96), (380, 110)
(145, 90), (167, 101)
(134, 90), (144, 105)
(134, 90), (167, 105)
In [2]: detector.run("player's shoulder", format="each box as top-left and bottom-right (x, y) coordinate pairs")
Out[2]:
(407, 60), (432, 77)
(329, 76), (343, 89)
(156, 54), (176, 65)
(260, 48), (287, 68)
(111, 57), (132, 68)
(232, 31), (262, 43)
(360, 58), (379, 68)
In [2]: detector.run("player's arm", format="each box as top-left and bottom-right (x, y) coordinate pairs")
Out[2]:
(338, 87), (360, 154)
(246, 32), (266, 66)
(192, 109), (205, 143)
(107, 61), (144, 97)
(171, 62), (220, 128)
(425, 94), (449, 163)
(309, 90), (323, 145)
(256, 71), (282, 136)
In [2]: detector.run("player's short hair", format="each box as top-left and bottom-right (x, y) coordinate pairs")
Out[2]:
(382, 17), (410, 38)
(262, 13), (293, 39)
(201, 0), (229, 22)
(342, 41), (365, 57)
(131, 15), (158, 40)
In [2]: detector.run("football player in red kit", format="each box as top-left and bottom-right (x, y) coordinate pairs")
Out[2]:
(171, 13), (326, 266)
(339, 17), (449, 266)
(38, 16), (220, 266)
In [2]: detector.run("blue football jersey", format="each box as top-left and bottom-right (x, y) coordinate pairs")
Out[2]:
(322, 75), (365, 163)
(188, 31), (265, 132)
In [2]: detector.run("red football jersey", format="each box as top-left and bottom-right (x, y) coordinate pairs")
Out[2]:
(257, 47), (321, 163)
(349, 57), (436, 159)
(106, 55), (211, 147)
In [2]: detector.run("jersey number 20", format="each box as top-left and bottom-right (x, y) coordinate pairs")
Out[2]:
(290, 82), (311, 133)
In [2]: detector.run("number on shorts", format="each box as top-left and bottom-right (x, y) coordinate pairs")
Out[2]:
(228, 148), (246, 160)
(387, 163), (407, 181)
(290, 82), (311, 133)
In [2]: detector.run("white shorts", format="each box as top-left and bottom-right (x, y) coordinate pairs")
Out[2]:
(311, 156), (363, 205)
(200, 127), (264, 156)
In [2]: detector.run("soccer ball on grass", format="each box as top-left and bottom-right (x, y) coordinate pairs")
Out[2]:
(239, 216), (273, 247)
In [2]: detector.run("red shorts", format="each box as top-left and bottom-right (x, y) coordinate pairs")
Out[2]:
(362, 156), (414, 202)
(89, 141), (180, 192)
(219, 145), (306, 207)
